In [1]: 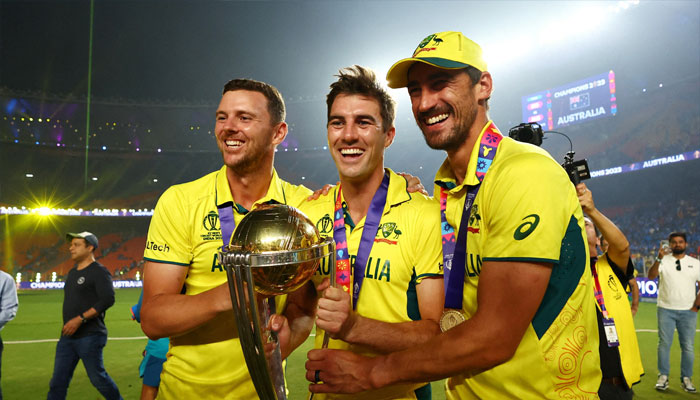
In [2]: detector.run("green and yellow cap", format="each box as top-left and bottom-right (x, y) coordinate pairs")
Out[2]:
(386, 31), (487, 89)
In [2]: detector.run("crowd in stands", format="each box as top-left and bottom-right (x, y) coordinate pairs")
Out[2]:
(1, 188), (698, 284)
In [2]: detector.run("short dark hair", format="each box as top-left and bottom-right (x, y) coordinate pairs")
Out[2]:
(327, 65), (395, 132)
(222, 79), (286, 124)
(669, 232), (687, 242)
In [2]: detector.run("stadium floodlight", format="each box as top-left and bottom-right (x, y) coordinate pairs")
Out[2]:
(483, 1), (640, 68)
(25, 173), (34, 178)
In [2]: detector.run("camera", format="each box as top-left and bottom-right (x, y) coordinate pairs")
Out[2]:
(508, 122), (590, 184)
(508, 123), (543, 146)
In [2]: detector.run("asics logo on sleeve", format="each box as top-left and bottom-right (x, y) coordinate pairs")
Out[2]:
(514, 214), (540, 240)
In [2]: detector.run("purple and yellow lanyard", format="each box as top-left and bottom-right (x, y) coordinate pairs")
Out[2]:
(590, 257), (619, 347)
(441, 123), (502, 310)
(332, 171), (390, 309)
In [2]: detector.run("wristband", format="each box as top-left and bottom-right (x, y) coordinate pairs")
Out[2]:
(79, 313), (87, 323)
(656, 257), (663, 263)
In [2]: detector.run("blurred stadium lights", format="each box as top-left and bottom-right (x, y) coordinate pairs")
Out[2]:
(0, 206), (154, 217)
(483, 0), (640, 68)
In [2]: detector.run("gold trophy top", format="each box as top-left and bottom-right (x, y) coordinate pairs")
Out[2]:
(224, 204), (331, 296)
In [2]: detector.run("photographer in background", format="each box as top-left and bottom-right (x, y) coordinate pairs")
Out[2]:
(601, 238), (640, 316)
(578, 183), (643, 399)
(648, 232), (700, 393)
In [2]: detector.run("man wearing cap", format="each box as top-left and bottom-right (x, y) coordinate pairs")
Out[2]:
(48, 232), (122, 400)
(306, 31), (601, 399)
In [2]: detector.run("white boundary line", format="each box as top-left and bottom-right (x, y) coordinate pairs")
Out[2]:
(6, 333), (318, 345)
(5, 330), (698, 345)
(5, 336), (147, 344)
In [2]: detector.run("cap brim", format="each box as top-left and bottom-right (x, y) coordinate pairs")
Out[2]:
(66, 233), (81, 241)
(386, 57), (472, 89)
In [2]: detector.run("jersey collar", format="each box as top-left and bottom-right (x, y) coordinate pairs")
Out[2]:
(334, 168), (411, 228)
(434, 120), (496, 193)
(215, 165), (287, 211)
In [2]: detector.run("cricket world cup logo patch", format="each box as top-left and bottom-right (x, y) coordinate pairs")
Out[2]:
(203, 211), (220, 231)
(317, 214), (333, 235)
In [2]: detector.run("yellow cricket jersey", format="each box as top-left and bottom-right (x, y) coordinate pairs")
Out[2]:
(299, 169), (443, 400)
(143, 165), (311, 399)
(436, 122), (601, 400)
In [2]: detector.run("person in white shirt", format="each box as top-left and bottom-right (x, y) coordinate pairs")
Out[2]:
(648, 232), (700, 393)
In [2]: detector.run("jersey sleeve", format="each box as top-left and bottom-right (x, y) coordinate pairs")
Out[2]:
(144, 186), (192, 266)
(482, 152), (577, 263)
(410, 198), (444, 283)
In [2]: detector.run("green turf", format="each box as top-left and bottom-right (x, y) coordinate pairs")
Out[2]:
(2, 291), (698, 399)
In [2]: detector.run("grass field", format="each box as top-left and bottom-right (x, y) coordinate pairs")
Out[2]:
(2, 288), (698, 399)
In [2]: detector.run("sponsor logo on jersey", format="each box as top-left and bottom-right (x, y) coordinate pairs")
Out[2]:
(514, 214), (540, 240)
(77, 276), (85, 285)
(146, 240), (170, 252)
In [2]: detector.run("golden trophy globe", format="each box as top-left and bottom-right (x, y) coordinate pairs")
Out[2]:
(219, 204), (334, 400)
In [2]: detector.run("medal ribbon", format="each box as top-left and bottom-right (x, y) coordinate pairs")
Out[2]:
(217, 203), (236, 248)
(590, 257), (610, 319)
(333, 171), (390, 310)
(441, 123), (502, 310)
(217, 201), (276, 313)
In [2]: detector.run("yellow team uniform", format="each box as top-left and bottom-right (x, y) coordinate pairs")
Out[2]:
(437, 122), (601, 399)
(300, 169), (443, 400)
(595, 253), (644, 388)
(143, 166), (311, 399)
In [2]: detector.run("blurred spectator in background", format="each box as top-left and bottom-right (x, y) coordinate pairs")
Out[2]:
(131, 291), (168, 400)
(0, 268), (18, 400)
(648, 232), (700, 393)
(578, 183), (643, 399)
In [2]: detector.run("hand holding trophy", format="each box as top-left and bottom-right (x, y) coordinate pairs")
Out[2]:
(219, 204), (334, 400)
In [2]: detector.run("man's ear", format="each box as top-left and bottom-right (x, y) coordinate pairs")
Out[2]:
(476, 71), (493, 102)
(271, 121), (288, 145)
(384, 126), (396, 148)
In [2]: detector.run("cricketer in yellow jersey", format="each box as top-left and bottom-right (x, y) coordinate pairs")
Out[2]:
(140, 78), (316, 399)
(305, 31), (602, 399)
(272, 66), (444, 400)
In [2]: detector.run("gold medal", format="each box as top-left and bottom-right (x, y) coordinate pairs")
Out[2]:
(440, 309), (466, 332)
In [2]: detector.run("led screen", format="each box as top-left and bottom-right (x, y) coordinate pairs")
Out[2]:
(521, 71), (617, 130)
